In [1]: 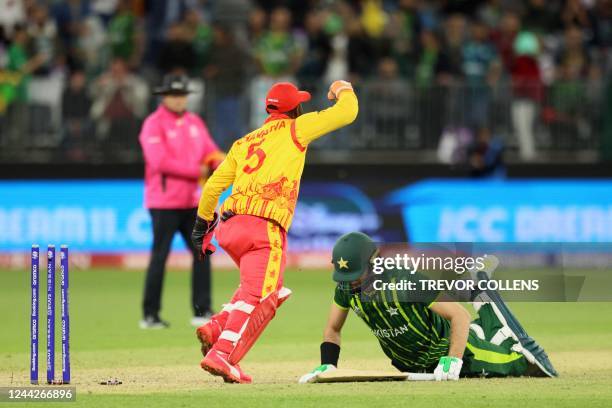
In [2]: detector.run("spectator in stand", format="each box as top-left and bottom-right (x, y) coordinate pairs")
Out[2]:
(387, 0), (422, 77)
(74, 13), (107, 76)
(209, 0), (251, 47)
(90, 57), (148, 150)
(91, 0), (120, 25)
(415, 30), (451, 87)
(247, 7), (267, 48)
(204, 24), (249, 149)
(27, 4), (58, 77)
(107, 0), (144, 69)
(51, 0), (92, 50)
(0, 27), (21, 140)
(321, 0), (352, 84)
(211, 0), (250, 24)
(548, 59), (588, 149)
(297, 9), (331, 92)
(5, 24), (44, 144)
(62, 69), (92, 161)
(347, 19), (376, 81)
(26, 4), (64, 142)
(0, 0), (26, 38)
(7, 24), (41, 90)
(477, 0), (505, 29)
(184, 8), (213, 75)
(364, 57), (411, 146)
(415, 29), (451, 147)
(462, 19), (501, 127)
(561, 0), (594, 30)
(250, 7), (301, 126)
(556, 25), (590, 78)
(490, 11), (521, 72)
(143, 0), (187, 65)
(441, 13), (466, 78)
(511, 31), (542, 160)
(360, 0), (388, 40)
(254, 7), (301, 79)
(158, 22), (196, 75)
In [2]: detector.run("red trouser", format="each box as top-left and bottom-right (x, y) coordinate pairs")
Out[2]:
(209, 215), (287, 356)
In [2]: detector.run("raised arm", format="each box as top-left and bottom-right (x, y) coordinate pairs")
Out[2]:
(294, 81), (358, 148)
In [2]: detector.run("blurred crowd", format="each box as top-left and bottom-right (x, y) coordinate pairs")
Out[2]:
(1, 0), (612, 164)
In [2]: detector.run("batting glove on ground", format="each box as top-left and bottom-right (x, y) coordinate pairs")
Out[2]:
(191, 213), (219, 258)
(434, 356), (463, 381)
(298, 364), (336, 384)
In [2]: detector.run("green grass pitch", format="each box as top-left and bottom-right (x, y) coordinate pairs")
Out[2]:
(1, 267), (612, 407)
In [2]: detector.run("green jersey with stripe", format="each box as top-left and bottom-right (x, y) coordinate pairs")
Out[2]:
(334, 271), (451, 371)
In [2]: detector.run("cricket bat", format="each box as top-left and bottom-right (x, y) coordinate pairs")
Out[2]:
(307, 369), (435, 383)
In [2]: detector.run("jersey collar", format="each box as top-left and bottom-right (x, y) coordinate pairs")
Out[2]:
(264, 113), (290, 124)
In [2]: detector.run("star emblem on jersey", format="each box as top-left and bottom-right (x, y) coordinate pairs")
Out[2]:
(337, 257), (349, 269)
(386, 307), (398, 316)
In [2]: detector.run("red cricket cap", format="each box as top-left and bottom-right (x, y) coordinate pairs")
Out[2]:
(265, 82), (311, 113)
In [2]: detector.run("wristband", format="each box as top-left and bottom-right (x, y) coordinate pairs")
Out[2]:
(320, 342), (340, 366)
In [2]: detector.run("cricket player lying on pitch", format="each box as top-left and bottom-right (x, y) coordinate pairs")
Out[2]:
(300, 232), (558, 383)
(191, 80), (358, 383)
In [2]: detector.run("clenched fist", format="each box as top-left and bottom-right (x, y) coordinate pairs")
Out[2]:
(327, 80), (353, 100)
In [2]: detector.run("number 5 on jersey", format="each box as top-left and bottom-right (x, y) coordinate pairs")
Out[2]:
(243, 140), (266, 174)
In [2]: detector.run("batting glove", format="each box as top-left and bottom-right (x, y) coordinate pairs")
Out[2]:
(191, 213), (219, 258)
(327, 80), (353, 100)
(434, 356), (463, 381)
(298, 364), (336, 384)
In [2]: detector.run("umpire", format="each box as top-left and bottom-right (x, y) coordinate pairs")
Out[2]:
(138, 74), (225, 329)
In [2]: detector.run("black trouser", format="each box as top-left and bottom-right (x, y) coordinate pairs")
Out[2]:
(143, 208), (211, 318)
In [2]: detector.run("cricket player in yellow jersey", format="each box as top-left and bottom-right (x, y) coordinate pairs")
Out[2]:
(191, 80), (358, 383)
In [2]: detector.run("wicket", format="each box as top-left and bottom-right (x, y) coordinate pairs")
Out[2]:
(31, 244), (70, 385)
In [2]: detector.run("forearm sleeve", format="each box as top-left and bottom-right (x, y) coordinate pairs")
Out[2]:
(197, 150), (237, 220)
(295, 91), (359, 147)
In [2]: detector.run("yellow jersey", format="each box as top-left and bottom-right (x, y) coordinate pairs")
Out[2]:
(197, 91), (359, 231)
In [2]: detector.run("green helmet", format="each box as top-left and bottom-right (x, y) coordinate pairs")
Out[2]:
(331, 232), (378, 283)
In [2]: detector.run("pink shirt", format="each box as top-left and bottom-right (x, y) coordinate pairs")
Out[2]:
(139, 105), (222, 209)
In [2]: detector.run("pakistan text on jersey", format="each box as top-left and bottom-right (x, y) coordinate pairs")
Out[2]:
(371, 324), (411, 339)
